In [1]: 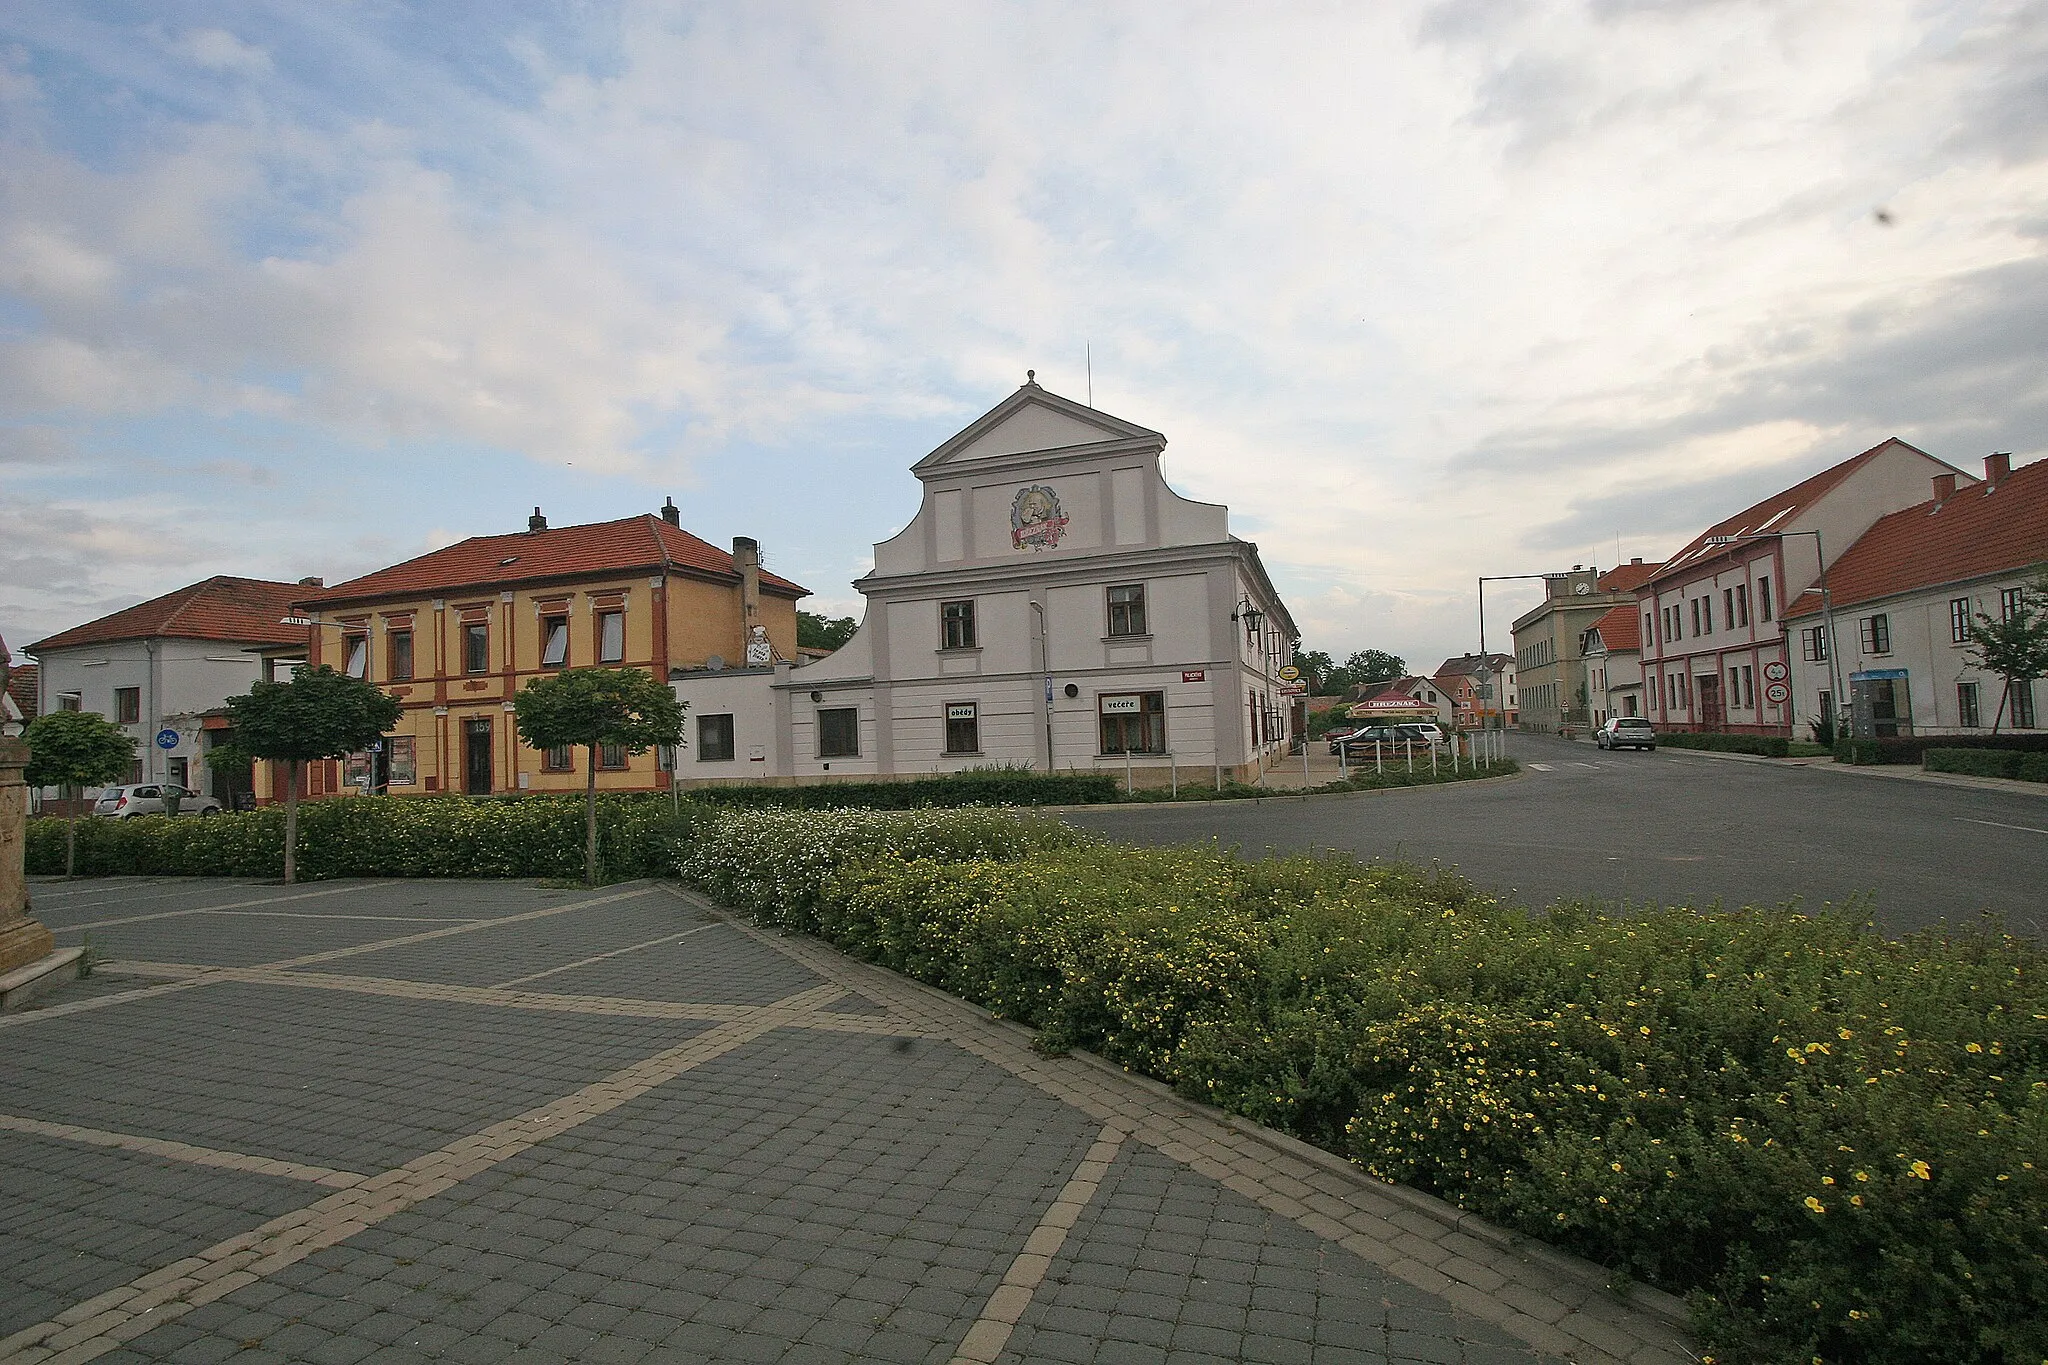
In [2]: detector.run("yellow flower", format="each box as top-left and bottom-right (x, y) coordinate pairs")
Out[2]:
(1804, 1196), (1826, 1213)
(1908, 1160), (1931, 1180)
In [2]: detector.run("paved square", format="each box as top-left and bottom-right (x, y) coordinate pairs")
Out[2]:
(1, 877), (1697, 1365)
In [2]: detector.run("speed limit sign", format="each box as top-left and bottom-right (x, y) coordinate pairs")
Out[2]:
(1762, 661), (1789, 683)
(1765, 681), (1790, 704)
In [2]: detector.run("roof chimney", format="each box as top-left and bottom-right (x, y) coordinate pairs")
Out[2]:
(1630, 557), (1643, 565)
(528, 506), (548, 533)
(298, 576), (324, 588)
(1987, 452), (2012, 484)
(1933, 472), (1957, 502)
(661, 497), (680, 527)
(733, 536), (761, 628)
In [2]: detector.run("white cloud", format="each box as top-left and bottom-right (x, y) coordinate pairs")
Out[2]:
(167, 28), (271, 74)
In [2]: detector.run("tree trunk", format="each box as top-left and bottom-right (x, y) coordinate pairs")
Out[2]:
(284, 759), (300, 884)
(64, 783), (77, 879)
(584, 745), (599, 887)
(1993, 680), (2011, 736)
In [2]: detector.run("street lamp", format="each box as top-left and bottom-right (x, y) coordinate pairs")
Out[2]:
(1476, 573), (1556, 731)
(1703, 529), (1844, 738)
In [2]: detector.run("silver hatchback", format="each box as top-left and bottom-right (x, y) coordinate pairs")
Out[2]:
(93, 784), (225, 818)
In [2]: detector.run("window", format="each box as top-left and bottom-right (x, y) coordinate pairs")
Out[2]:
(1100, 692), (1166, 754)
(597, 610), (624, 663)
(2002, 587), (2026, 621)
(1949, 597), (1974, 644)
(1735, 583), (1750, 627)
(59, 693), (81, 712)
(115, 687), (140, 724)
(1701, 597), (1713, 633)
(543, 744), (574, 771)
(599, 742), (628, 769)
(1958, 682), (1981, 728)
(1107, 584), (1148, 637)
(343, 634), (368, 679)
(1759, 576), (1773, 621)
(698, 713), (735, 762)
(944, 702), (979, 755)
(1689, 599), (1700, 637)
(1803, 626), (1828, 661)
(541, 616), (569, 668)
(1724, 589), (1735, 631)
(818, 707), (859, 757)
(940, 600), (976, 650)
(464, 623), (490, 673)
(1860, 614), (1891, 655)
(388, 737), (416, 786)
(1644, 612), (1654, 646)
(1729, 666), (1741, 708)
(2014, 681), (2037, 729)
(1741, 665), (1754, 710)
(388, 630), (413, 681)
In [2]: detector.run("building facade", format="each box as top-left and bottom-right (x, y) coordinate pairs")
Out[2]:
(1433, 653), (1516, 729)
(669, 379), (1298, 786)
(1510, 560), (1658, 732)
(1580, 605), (1643, 725)
(24, 577), (310, 804)
(1638, 438), (1969, 737)
(261, 505), (805, 801)
(1783, 453), (2044, 738)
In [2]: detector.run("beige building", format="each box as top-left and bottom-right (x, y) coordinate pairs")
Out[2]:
(1511, 560), (1659, 733)
(262, 504), (805, 801)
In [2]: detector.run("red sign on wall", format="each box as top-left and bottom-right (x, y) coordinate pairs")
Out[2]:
(1182, 670), (1206, 683)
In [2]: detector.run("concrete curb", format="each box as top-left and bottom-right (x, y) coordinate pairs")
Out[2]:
(0, 945), (87, 1013)
(1656, 743), (2048, 797)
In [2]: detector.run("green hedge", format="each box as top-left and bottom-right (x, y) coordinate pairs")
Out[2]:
(1836, 733), (2048, 765)
(1657, 732), (1790, 757)
(1922, 748), (2048, 782)
(682, 769), (1121, 808)
(26, 797), (712, 882)
(684, 807), (2047, 1365)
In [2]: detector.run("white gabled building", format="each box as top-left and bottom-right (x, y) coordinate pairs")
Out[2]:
(670, 377), (1298, 786)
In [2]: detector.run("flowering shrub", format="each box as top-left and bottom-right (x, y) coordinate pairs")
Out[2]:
(685, 809), (2048, 1365)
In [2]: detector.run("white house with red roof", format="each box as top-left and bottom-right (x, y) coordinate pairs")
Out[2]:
(670, 377), (1298, 786)
(1433, 653), (1516, 729)
(24, 577), (311, 800)
(1636, 438), (1971, 737)
(1579, 604), (1644, 725)
(1783, 453), (2046, 738)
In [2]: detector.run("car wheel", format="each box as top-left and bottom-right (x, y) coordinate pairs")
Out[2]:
(1645, 744), (1656, 751)
(199, 807), (220, 817)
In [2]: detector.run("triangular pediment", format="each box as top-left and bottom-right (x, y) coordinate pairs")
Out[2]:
(915, 381), (1164, 473)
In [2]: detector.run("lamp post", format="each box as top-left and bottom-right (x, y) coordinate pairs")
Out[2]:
(1029, 600), (1055, 773)
(1703, 529), (1843, 737)
(1476, 573), (1554, 732)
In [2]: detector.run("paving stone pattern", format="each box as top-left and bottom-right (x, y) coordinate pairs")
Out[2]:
(1, 877), (1697, 1365)
(998, 1146), (1542, 1365)
(0, 1131), (320, 1339)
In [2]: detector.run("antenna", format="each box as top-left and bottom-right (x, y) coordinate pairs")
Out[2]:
(1086, 343), (1093, 408)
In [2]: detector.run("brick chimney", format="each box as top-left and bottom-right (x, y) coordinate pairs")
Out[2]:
(1933, 472), (1957, 501)
(1987, 452), (2012, 484)
(661, 497), (680, 527)
(528, 506), (547, 532)
(732, 536), (761, 626)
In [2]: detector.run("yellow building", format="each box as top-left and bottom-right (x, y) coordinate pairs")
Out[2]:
(257, 504), (806, 801)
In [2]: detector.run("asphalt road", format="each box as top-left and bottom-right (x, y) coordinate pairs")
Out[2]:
(1064, 732), (2048, 938)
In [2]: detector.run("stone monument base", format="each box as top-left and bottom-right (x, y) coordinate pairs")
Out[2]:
(0, 913), (54, 975)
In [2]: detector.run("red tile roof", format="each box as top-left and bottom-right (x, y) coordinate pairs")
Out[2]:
(1783, 458), (2048, 618)
(27, 578), (311, 654)
(1646, 438), (1960, 588)
(304, 514), (808, 607)
(1597, 560), (1662, 593)
(5, 661), (38, 718)
(1585, 604), (1642, 653)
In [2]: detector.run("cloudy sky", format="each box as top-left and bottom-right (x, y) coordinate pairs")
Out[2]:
(3, 1), (2044, 671)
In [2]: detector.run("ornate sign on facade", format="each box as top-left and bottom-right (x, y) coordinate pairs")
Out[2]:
(1010, 485), (1068, 551)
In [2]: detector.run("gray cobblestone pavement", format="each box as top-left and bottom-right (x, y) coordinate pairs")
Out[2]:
(2, 877), (1699, 1365)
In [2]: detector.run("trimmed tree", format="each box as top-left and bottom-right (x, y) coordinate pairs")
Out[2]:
(224, 666), (402, 883)
(514, 667), (685, 887)
(1967, 574), (2048, 733)
(23, 711), (138, 877)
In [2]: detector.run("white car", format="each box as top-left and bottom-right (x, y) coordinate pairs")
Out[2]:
(93, 784), (225, 818)
(1595, 717), (1657, 751)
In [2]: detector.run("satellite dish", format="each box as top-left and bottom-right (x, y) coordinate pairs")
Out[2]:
(706, 655), (726, 671)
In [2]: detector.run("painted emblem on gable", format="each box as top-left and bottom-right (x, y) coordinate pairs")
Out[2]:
(1010, 485), (1068, 551)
